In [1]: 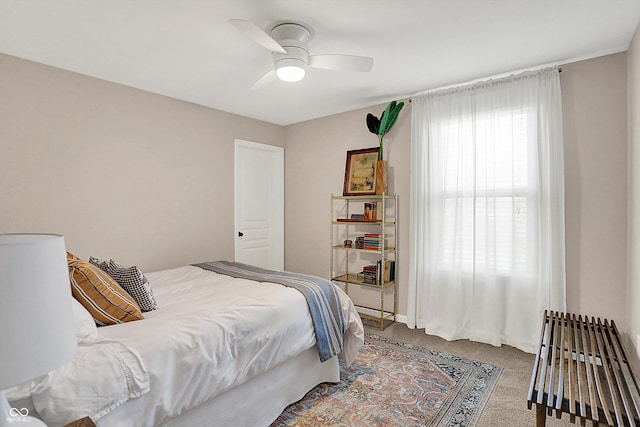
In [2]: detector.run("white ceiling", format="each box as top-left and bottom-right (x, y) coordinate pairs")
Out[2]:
(1, 1), (640, 126)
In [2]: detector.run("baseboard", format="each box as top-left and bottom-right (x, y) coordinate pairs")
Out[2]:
(396, 314), (407, 324)
(356, 306), (407, 325)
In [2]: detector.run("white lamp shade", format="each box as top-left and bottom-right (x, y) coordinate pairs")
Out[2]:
(0, 234), (77, 390)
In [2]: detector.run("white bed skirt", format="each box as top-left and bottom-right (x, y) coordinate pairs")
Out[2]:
(98, 346), (340, 427)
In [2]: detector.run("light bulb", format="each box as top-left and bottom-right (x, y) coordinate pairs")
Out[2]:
(276, 65), (305, 82)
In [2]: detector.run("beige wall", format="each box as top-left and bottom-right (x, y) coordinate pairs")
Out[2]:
(0, 54), (285, 272)
(561, 54), (628, 323)
(284, 102), (411, 312)
(1, 50), (632, 338)
(627, 23), (640, 369)
(285, 53), (630, 324)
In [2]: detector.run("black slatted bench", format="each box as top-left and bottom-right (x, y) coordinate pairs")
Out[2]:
(528, 311), (640, 426)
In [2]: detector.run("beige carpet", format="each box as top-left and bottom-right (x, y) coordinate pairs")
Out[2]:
(366, 323), (574, 426)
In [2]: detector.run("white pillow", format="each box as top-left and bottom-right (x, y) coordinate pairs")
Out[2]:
(72, 298), (98, 341)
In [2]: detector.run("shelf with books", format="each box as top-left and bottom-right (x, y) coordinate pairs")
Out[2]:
(331, 245), (395, 253)
(330, 193), (398, 330)
(331, 194), (396, 200)
(331, 273), (395, 289)
(332, 220), (396, 228)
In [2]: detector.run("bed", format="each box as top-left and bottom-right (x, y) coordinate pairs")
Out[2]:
(6, 261), (364, 427)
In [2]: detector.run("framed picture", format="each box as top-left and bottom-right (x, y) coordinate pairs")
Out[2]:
(343, 147), (379, 196)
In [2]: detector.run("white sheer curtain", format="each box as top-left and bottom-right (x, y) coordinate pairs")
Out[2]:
(408, 68), (565, 353)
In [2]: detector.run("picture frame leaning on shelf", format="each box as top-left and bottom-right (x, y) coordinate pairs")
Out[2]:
(343, 147), (379, 196)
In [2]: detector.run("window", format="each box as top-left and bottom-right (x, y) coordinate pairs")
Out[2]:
(437, 108), (534, 276)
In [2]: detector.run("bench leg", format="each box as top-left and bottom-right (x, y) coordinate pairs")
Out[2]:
(536, 404), (547, 427)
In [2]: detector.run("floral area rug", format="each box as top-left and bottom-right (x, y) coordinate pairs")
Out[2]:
(271, 333), (502, 427)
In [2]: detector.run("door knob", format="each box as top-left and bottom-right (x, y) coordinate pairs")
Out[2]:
(238, 232), (244, 237)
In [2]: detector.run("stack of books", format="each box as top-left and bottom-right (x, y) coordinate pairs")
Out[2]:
(361, 264), (378, 284)
(358, 260), (396, 285)
(363, 233), (381, 250)
(350, 213), (365, 220)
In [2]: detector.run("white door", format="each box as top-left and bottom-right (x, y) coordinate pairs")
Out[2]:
(234, 139), (284, 270)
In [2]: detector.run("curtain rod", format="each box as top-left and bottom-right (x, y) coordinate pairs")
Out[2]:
(408, 66), (562, 103)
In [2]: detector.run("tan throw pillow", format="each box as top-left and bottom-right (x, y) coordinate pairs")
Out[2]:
(68, 259), (143, 326)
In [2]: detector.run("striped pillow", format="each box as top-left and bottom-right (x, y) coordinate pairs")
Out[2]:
(68, 259), (143, 326)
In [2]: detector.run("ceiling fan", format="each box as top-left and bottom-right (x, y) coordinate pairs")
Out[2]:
(229, 19), (374, 89)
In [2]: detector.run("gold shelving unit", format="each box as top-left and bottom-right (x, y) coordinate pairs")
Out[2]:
(330, 193), (398, 330)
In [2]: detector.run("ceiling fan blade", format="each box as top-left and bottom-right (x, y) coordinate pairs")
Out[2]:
(229, 19), (287, 54)
(309, 54), (374, 72)
(250, 69), (276, 90)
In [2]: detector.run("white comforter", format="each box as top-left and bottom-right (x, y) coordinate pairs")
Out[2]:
(31, 266), (363, 427)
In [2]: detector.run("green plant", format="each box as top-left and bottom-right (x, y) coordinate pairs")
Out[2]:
(366, 100), (405, 160)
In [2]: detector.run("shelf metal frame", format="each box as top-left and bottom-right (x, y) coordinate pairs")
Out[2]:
(330, 193), (398, 330)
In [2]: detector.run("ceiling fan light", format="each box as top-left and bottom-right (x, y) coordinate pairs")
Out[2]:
(275, 57), (306, 82)
(276, 65), (305, 82)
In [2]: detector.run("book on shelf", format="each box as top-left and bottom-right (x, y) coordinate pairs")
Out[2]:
(359, 260), (396, 285)
(382, 260), (396, 283)
(364, 202), (377, 220)
(363, 239), (389, 251)
(363, 233), (381, 249)
(375, 260), (396, 284)
(364, 274), (377, 284)
(362, 264), (377, 273)
(380, 260), (396, 284)
(356, 272), (377, 284)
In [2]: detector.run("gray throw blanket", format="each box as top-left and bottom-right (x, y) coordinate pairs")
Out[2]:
(193, 261), (345, 362)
